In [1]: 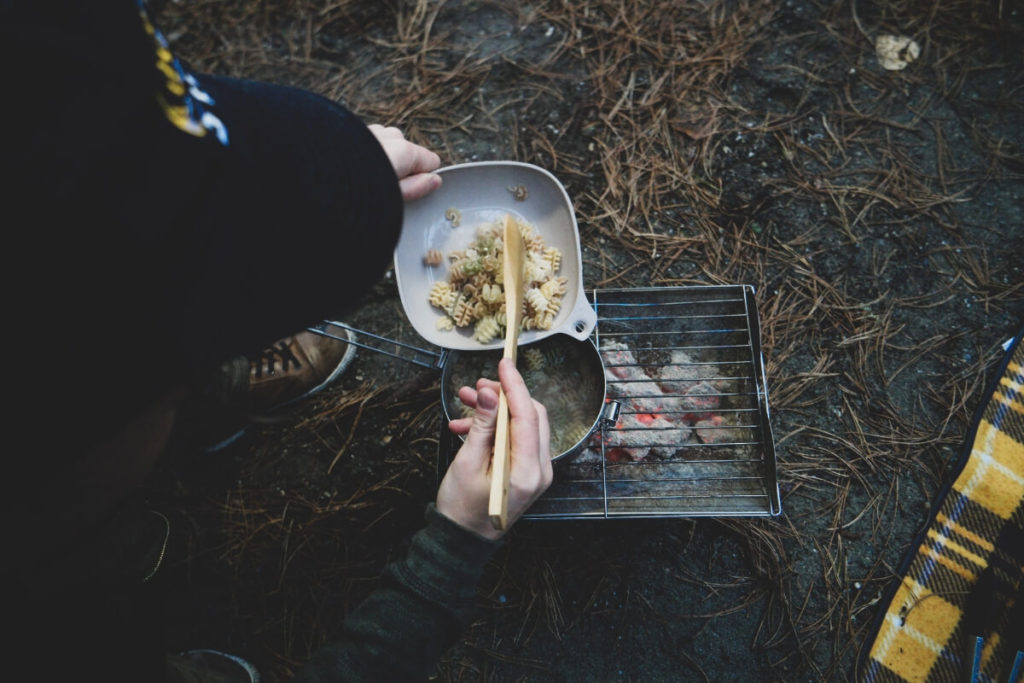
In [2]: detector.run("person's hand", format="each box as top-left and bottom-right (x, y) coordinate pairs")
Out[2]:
(368, 124), (442, 201)
(437, 358), (552, 540)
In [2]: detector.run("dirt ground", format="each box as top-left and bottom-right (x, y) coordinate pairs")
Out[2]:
(147, 1), (1023, 680)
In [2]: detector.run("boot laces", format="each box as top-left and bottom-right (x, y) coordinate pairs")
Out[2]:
(251, 341), (302, 379)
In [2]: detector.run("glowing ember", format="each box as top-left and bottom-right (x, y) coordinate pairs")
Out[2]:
(582, 341), (740, 462)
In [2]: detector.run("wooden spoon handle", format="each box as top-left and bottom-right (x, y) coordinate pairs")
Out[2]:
(488, 214), (524, 531)
(489, 388), (512, 530)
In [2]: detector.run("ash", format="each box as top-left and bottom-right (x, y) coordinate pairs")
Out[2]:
(577, 340), (745, 464)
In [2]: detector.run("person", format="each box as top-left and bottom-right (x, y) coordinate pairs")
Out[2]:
(0, 1), (552, 681)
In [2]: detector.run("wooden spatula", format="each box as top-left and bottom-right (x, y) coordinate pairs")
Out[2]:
(489, 214), (526, 531)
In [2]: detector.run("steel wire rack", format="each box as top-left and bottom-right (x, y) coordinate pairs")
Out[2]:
(437, 284), (781, 518)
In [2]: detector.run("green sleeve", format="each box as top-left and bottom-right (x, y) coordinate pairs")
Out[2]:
(293, 504), (501, 682)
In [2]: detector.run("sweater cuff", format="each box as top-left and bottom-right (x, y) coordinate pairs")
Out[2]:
(387, 504), (502, 608)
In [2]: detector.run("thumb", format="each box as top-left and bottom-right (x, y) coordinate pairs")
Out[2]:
(462, 385), (499, 455)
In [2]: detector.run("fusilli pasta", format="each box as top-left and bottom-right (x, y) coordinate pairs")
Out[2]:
(428, 214), (566, 342)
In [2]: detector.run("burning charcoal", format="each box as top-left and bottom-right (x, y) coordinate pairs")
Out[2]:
(602, 345), (665, 399)
(600, 343), (635, 369)
(693, 415), (745, 445)
(656, 350), (703, 392)
(575, 444), (642, 463)
(672, 380), (723, 422)
(693, 414), (723, 443)
(604, 447), (638, 463)
(603, 345), (682, 416)
(573, 446), (603, 464)
(594, 339), (740, 463)
(603, 411), (692, 458)
(621, 395), (670, 421)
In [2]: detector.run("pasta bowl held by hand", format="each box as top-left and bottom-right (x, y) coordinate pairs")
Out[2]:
(393, 161), (596, 351)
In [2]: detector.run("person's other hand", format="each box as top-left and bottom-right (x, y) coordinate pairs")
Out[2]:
(368, 124), (442, 201)
(437, 358), (552, 540)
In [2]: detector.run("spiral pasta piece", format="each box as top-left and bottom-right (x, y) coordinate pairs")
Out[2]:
(532, 311), (555, 330)
(525, 288), (550, 315)
(473, 316), (502, 343)
(522, 347), (546, 371)
(451, 298), (477, 327)
(427, 213), (566, 343)
(481, 283), (503, 304)
(540, 277), (567, 300)
(543, 246), (561, 272)
(429, 281), (456, 309)
(448, 257), (481, 282)
(525, 233), (546, 253)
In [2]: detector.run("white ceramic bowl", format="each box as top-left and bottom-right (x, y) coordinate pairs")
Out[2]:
(394, 161), (596, 351)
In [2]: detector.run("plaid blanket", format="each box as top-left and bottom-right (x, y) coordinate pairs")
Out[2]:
(860, 330), (1024, 682)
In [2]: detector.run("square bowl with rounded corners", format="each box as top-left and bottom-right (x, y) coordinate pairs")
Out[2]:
(394, 161), (597, 351)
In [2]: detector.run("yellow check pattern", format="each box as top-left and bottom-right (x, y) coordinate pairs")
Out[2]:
(863, 338), (1024, 682)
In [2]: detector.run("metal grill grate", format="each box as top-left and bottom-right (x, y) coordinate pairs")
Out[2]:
(438, 284), (780, 519)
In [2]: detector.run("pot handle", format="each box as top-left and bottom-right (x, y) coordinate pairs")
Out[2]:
(310, 321), (444, 369)
(600, 400), (622, 426)
(562, 293), (598, 341)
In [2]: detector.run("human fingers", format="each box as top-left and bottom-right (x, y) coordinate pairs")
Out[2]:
(448, 379), (501, 435)
(382, 139), (441, 178)
(447, 416), (472, 436)
(498, 358), (538, 439)
(435, 382), (500, 539)
(399, 173), (443, 202)
(373, 133), (441, 178)
(534, 398), (553, 485)
(459, 385), (479, 407)
(458, 385), (499, 473)
(368, 124), (443, 197)
(498, 359), (551, 505)
(368, 124), (403, 141)
(447, 386), (477, 435)
(378, 138), (441, 200)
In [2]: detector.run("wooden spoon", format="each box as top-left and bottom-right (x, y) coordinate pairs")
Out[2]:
(488, 214), (526, 531)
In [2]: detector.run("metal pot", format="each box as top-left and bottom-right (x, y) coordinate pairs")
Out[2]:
(439, 334), (615, 462)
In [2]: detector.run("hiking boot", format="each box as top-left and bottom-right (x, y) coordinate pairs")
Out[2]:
(166, 649), (261, 683)
(247, 328), (357, 415)
(181, 327), (357, 454)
